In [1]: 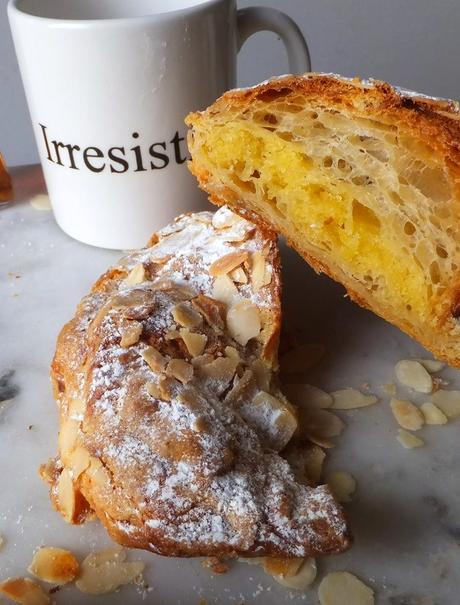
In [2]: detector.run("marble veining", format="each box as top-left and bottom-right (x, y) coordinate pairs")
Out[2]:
(0, 166), (459, 604)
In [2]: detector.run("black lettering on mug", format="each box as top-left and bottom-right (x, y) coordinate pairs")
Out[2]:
(108, 147), (129, 173)
(150, 142), (169, 169)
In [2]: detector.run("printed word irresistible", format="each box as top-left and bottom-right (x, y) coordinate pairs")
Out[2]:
(39, 124), (188, 173)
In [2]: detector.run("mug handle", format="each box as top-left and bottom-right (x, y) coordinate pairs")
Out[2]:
(237, 7), (311, 74)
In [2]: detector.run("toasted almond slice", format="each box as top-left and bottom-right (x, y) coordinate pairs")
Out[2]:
(58, 419), (79, 453)
(302, 409), (345, 439)
(56, 468), (77, 523)
(390, 398), (424, 431)
(421, 402), (448, 425)
(415, 358), (445, 373)
(227, 300), (261, 346)
(326, 471), (356, 503)
(146, 377), (172, 402)
(330, 388), (378, 410)
(141, 346), (167, 373)
(125, 263), (146, 286)
(30, 194), (52, 211)
(251, 359), (271, 392)
(191, 353), (215, 368)
(397, 428), (424, 449)
(67, 447), (91, 480)
(75, 547), (145, 595)
(263, 557), (304, 578)
(229, 267), (248, 284)
(171, 303), (202, 329)
(395, 360), (433, 393)
(251, 251), (267, 293)
(280, 344), (325, 374)
(430, 390), (460, 418)
(252, 391), (298, 450)
(212, 206), (241, 229)
(179, 329), (207, 358)
(120, 321), (143, 348)
(212, 274), (240, 306)
(209, 251), (248, 277)
(29, 547), (79, 584)
(0, 578), (49, 605)
(166, 359), (193, 384)
(224, 346), (240, 362)
(283, 384), (333, 409)
(199, 357), (238, 383)
(271, 558), (317, 591)
(284, 443), (326, 485)
(318, 572), (374, 605)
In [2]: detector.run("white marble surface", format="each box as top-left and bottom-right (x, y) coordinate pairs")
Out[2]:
(1, 165), (460, 604)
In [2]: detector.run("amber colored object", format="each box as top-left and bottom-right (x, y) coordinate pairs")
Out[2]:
(0, 153), (13, 203)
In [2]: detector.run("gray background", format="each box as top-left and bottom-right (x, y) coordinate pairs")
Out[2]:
(1, 0), (460, 166)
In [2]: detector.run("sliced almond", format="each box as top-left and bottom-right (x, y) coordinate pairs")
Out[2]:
(179, 329), (207, 358)
(430, 390), (460, 418)
(252, 391), (298, 450)
(146, 377), (172, 402)
(199, 357), (238, 384)
(263, 557), (304, 578)
(229, 267), (248, 284)
(120, 321), (143, 348)
(191, 353), (215, 368)
(212, 206), (241, 229)
(67, 447), (91, 480)
(318, 572), (374, 605)
(212, 274), (240, 306)
(284, 384), (333, 409)
(171, 303), (202, 329)
(29, 547), (79, 584)
(397, 428), (424, 449)
(390, 398), (424, 431)
(141, 346), (167, 373)
(283, 443), (326, 485)
(58, 419), (79, 453)
(192, 295), (225, 332)
(270, 558), (317, 591)
(30, 194), (52, 211)
(421, 402), (448, 425)
(56, 468), (77, 523)
(166, 359), (193, 384)
(125, 264), (146, 286)
(209, 251), (248, 277)
(416, 359), (445, 373)
(75, 547), (145, 595)
(280, 344), (325, 374)
(395, 360), (433, 393)
(227, 300), (261, 346)
(302, 409), (345, 441)
(0, 578), (49, 605)
(326, 471), (356, 503)
(330, 388), (378, 410)
(251, 251), (268, 292)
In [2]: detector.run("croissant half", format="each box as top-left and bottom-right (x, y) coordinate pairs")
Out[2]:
(44, 209), (350, 558)
(187, 73), (460, 367)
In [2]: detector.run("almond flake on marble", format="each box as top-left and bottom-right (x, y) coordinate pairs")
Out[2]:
(270, 557), (317, 591)
(29, 547), (79, 584)
(318, 571), (374, 605)
(421, 402), (448, 425)
(212, 274), (240, 306)
(416, 359), (445, 373)
(280, 344), (325, 374)
(171, 303), (202, 329)
(330, 388), (378, 409)
(326, 471), (356, 503)
(0, 578), (49, 605)
(75, 547), (145, 595)
(120, 321), (143, 348)
(30, 194), (52, 211)
(141, 346), (167, 373)
(395, 360), (433, 393)
(390, 398), (424, 431)
(429, 390), (460, 418)
(209, 251), (248, 277)
(166, 359), (193, 384)
(283, 384), (333, 409)
(397, 429), (424, 449)
(179, 329), (207, 357)
(302, 409), (345, 442)
(263, 557), (303, 578)
(125, 263), (146, 286)
(227, 300), (261, 346)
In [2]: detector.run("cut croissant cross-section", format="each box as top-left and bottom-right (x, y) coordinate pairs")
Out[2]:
(47, 210), (351, 559)
(187, 73), (460, 367)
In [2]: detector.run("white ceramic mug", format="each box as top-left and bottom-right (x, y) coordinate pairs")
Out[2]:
(8, 0), (310, 249)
